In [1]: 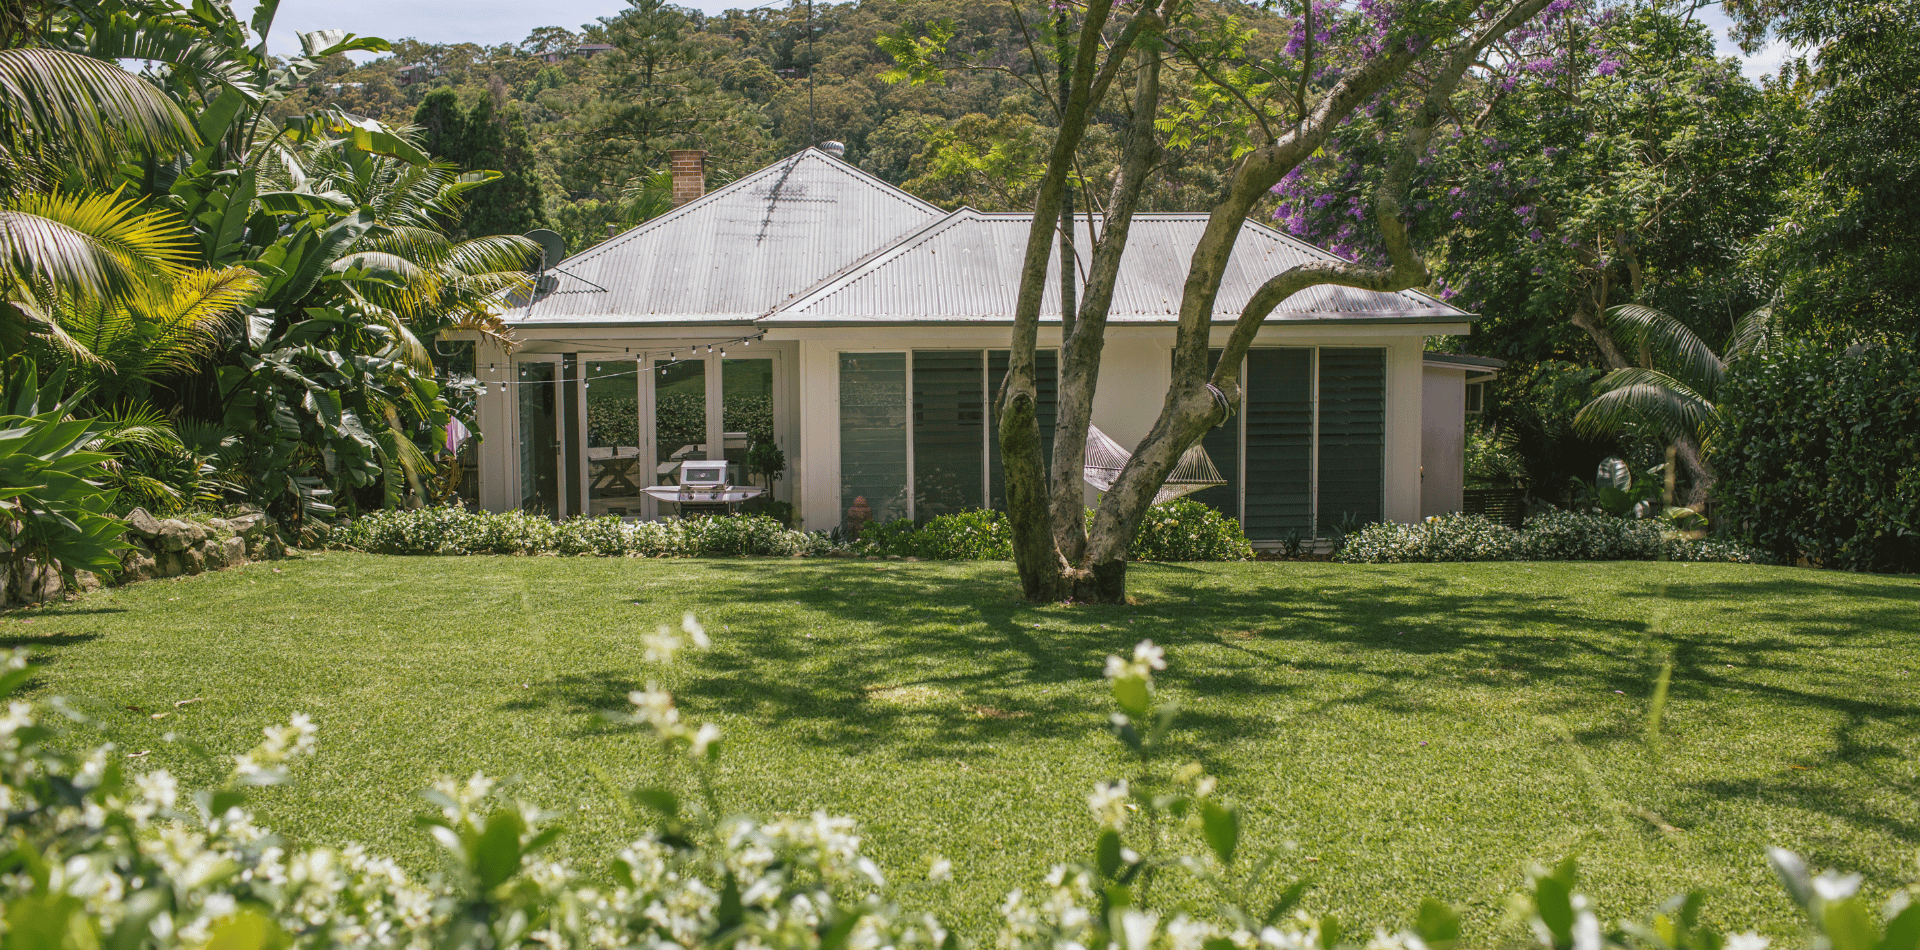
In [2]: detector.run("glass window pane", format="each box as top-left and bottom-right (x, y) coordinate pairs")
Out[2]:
(1316, 348), (1386, 532)
(516, 361), (559, 515)
(839, 352), (908, 531)
(655, 359), (707, 492)
(586, 360), (643, 517)
(722, 358), (776, 487)
(912, 350), (986, 522)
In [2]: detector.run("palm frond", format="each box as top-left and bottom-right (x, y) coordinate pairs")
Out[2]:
(133, 265), (261, 376)
(444, 234), (541, 276)
(1604, 304), (1726, 396)
(1574, 368), (1718, 444)
(1726, 303), (1780, 363)
(2, 191), (193, 299)
(0, 48), (199, 185)
(88, 401), (188, 455)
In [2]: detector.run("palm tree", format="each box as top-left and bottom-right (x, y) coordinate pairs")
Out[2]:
(1573, 303), (1777, 503)
(0, 47), (203, 358)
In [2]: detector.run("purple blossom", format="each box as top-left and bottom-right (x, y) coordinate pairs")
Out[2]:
(1527, 228), (1544, 241)
(1597, 59), (1621, 76)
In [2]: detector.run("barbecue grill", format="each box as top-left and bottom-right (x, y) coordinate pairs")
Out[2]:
(639, 459), (765, 517)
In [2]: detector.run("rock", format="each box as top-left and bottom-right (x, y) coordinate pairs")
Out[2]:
(245, 540), (264, 561)
(227, 512), (268, 540)
(903, 556), (920, 562)
(153, 551), (181, 578)
(203, 517), (232, 534)
(74, 571), (100, 592)
(123, 507), (165, 539)
(156, 519), (196, 552)
(266, 536), (286, 560)
(10, 560), (63, 602)
(222, 537), (247, 565)
(179, 546), (205, 574)
(123, 551), (157, 582)
(885, 554), (904, 561)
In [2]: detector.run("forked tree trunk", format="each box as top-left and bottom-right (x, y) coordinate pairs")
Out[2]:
(1001, 0), (1556, 603)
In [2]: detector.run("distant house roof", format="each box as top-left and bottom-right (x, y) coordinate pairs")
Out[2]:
(508, 148), (1473, 329)
(1422, 353), (1506, 371)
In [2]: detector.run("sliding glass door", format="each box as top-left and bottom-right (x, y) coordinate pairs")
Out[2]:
(515, 357), (562, 515)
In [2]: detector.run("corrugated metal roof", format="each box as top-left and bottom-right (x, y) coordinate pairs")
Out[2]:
(505, 149), (1471, 328)
(506, 148), (943, 324)
(764, 209), (1470, 324)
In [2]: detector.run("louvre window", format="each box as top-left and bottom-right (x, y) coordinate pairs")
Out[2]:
(1314, 348), (1385, 532)
(839, 353), (909, 526)
(838, 350), (1056, 527)
(1192, 347), (1385, 541)
(1243, 348), (1314, 537)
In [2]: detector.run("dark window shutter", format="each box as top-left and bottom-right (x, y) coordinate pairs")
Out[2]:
(1316, 348), (1385, 531)
(913, 350), (988, 521)
(1244, 349), (1314, 539)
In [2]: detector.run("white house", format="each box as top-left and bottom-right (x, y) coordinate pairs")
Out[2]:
(468, 147), (1482, 544)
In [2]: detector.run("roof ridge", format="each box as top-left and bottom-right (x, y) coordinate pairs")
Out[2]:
(555, 149), (940, 274)
(765, 206), (982, 318)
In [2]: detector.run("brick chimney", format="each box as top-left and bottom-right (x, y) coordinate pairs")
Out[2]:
(669, 150), (706, 207)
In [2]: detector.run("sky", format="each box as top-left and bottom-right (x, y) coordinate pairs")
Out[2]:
(231, 0), (1798, 81)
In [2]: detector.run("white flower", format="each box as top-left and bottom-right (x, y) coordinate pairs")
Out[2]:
(689, 722), (721, 758)
(1133, 640), (1167, 671)
(928, 857), (953, 882)
(1087, 780), (1130, 829)
(1813, 871), (1862, 901)
(1724, 933), (1770, 950)
(682, 613), (711, 649)
(1121, 910), (1160, 950)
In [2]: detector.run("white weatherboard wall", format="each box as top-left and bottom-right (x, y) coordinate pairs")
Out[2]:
(1421, 365), (1467, 517)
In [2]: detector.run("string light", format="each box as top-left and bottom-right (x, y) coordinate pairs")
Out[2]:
(460, 333), (766, 386)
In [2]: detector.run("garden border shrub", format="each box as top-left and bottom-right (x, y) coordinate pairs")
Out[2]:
(1718, 336), (1920, 573)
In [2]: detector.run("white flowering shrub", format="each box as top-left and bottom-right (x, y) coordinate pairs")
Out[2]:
(1335, 513), (1775, 564)
(1116, 499), (1254, 562)
(0, 624), (1881, 950)
(323, 509), (826, 559)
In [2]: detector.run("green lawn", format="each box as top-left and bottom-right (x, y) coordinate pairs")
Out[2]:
(9, 555), (1918, 942)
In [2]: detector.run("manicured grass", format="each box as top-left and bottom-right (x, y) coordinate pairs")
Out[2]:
(9, 555), (1919, 941)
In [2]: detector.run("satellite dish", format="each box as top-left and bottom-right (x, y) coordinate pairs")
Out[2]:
(524, 229), (567, 273)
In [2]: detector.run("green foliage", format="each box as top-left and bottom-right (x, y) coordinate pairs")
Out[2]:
(1122, 497), (1255, 562)
(1334, 512), (1773, 564)
(1717, 337), (1920, 573)
(857, 502), (1251, 562)
(0, 361), (133, 578)
(324, 506), (825, 557)
(1464, 420), (1528, 487)
(858, 509), (1013, 560)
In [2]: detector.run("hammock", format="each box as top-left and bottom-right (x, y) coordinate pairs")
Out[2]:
(1083, 424), (1227, 505)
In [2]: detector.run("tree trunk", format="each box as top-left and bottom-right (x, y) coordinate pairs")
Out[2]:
(1000, 0), (1555, 603)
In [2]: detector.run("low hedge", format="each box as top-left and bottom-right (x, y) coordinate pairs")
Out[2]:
(1334, 511), (1776, 564)
(323, 507), (825, 558)
(856, 500), (1253, 562)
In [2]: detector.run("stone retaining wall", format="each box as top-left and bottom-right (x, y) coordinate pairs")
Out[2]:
(1, 508), (288, 608)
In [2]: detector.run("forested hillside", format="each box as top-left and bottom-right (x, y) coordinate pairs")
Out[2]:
(275, 0), (1282, 253)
